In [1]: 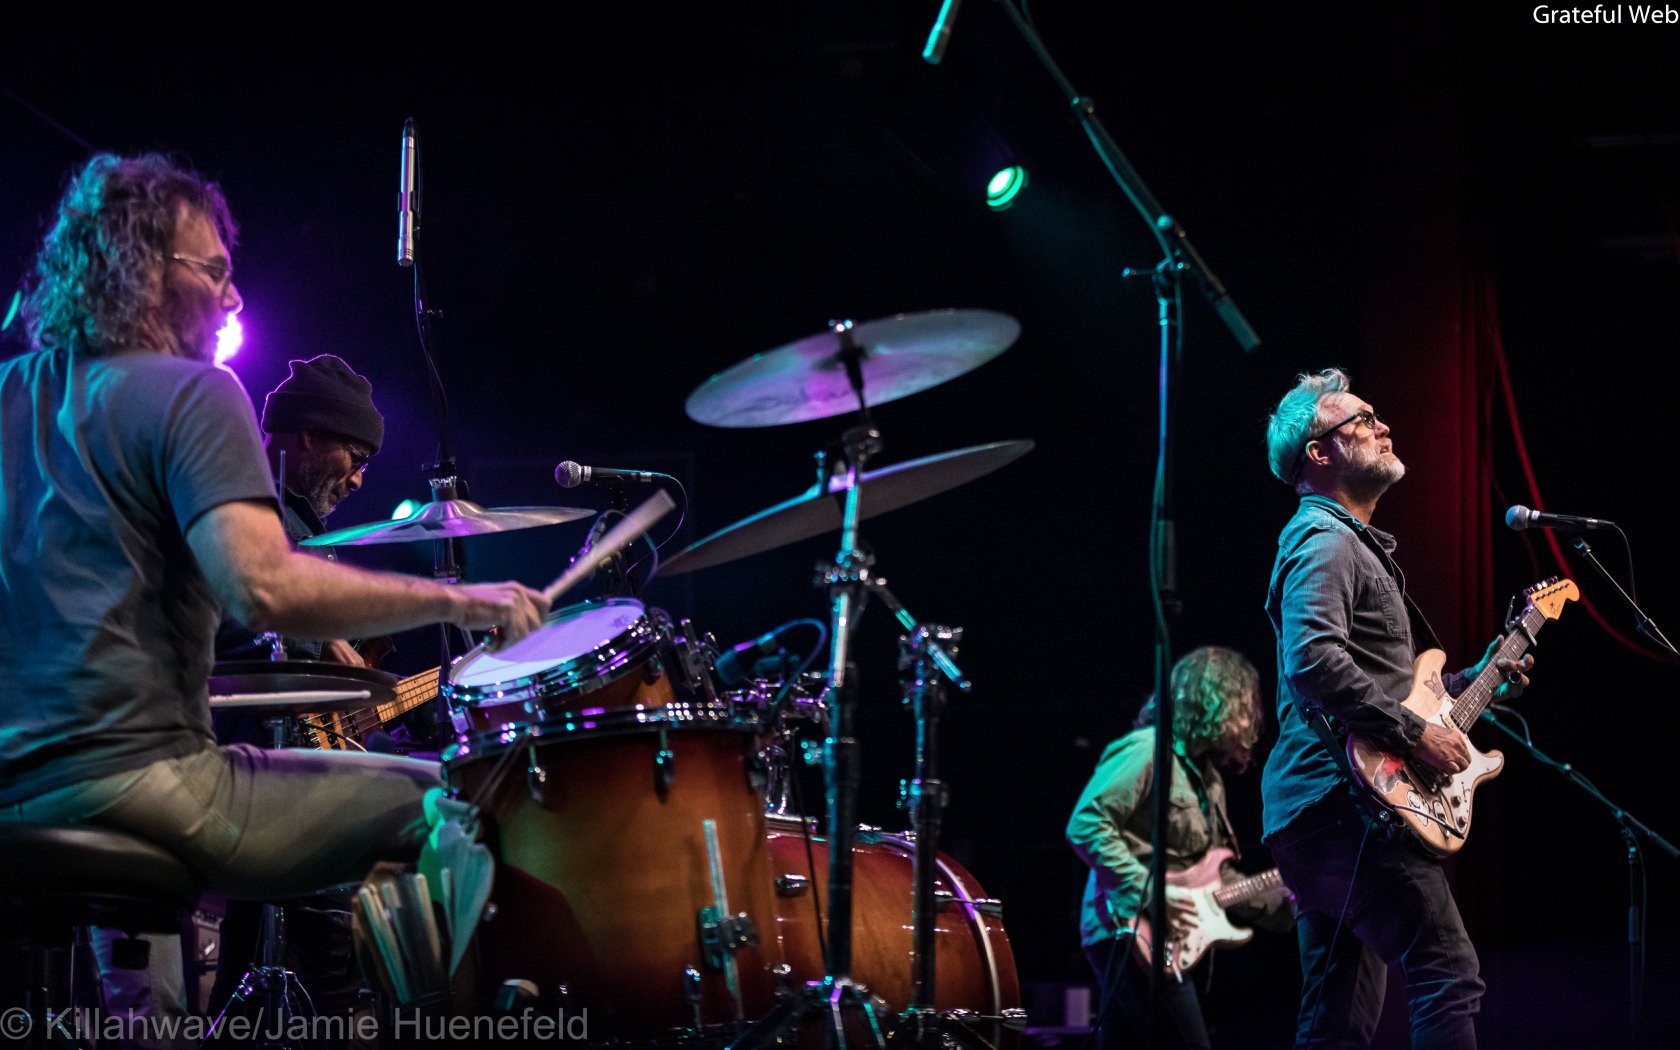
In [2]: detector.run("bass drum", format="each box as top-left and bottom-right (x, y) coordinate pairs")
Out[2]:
(765, 814), (1021, 1043)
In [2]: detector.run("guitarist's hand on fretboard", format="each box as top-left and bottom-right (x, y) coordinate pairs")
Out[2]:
(318, 638), (367, 668)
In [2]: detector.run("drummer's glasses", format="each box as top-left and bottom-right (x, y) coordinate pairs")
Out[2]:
(167, 252), (234, 291)
(1290, 409), (1383, 483)
(312, 431), (372, 476)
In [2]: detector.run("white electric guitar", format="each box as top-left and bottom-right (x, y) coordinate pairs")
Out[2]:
(1129, 847), (1287, 978)
(1347, 577), (1578, 855)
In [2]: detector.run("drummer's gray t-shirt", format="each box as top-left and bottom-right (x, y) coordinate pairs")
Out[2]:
(0, 347), (278, 804)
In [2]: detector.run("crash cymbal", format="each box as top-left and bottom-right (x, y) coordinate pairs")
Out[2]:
(656, 440), (1033, 577)
(298, 499), (594, 547)
(208, 661), (400, 711)
(685, 308), (1021, 428)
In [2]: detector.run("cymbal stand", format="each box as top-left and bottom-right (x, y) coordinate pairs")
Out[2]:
(888, 612), (1009, 1050)
(209, 717), (309, 1048)
(728, 324), (890, 1050)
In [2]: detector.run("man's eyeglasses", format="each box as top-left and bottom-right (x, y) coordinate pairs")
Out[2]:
(312, 431), (372, 476)
(342, 442), (373, 476)
(168, 252), (234, 289)
(1290, 409), (1383, 482)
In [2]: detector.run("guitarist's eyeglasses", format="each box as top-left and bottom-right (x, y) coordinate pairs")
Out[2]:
(1290, 409), (1384, 483)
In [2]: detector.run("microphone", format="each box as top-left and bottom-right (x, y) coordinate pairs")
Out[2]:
(715, 624), (801, 687)
(921, 0), (964, 65)
(554, 461), (665, 488)
(1504, 505), (1614, 532)
(397, 118), (418, 267)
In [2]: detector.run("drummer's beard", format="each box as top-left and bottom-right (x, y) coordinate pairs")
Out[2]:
(290, 455), (345, 519)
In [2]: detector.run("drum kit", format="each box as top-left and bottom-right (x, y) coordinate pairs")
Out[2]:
(224, 309), (1034, 1047)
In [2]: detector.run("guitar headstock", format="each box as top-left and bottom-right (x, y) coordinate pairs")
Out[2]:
(1524, 576), (1581, 621)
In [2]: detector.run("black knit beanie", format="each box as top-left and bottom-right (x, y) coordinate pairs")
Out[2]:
(260, 354), (384, 454)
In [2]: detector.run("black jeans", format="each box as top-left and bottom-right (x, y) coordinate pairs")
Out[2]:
(1268, 796), (1484, 1049)
(1084, 934), (1212, 1050)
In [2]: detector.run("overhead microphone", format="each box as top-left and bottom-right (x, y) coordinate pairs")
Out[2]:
(397, 118), (418, 267)
(554, 461), (665, 488)
(1504, 505), (1615, 532)
(921, 0), (965, 65)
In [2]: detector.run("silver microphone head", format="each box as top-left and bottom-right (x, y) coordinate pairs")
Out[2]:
(555, 460), (586, 488)
(1504, 505), (1532, 531)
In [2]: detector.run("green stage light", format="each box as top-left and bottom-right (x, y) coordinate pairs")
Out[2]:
(985, 166), (1028, 210)
(391, 499), (418, 520)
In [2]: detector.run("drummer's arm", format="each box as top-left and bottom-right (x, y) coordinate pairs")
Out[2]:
(188, 500), (549, 643)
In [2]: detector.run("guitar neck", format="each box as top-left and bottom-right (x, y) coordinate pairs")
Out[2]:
(339, 667), (441, 743)
(1447, 604), (1547, 731)
(1211, 868), (1282, 910)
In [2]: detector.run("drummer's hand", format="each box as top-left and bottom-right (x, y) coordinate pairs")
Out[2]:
(318, 639), (366, 667)
(452, 582), (549, 649)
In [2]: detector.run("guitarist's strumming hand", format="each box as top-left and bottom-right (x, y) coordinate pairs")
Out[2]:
(1413, 722), (1472, 776)
(1165, 884), (1199, 936)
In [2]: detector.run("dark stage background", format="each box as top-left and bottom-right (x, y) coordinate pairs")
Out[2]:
(5, 3), (1679, 1046)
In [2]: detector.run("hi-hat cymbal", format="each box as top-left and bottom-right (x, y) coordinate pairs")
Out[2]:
(656, 440), (1033, 577)
(208, 661), (399, 711)
(685, 309), (1021, 428)
(299, 500), (594, 547)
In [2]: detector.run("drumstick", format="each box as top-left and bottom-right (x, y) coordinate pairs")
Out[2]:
(541, 489), (676, 605)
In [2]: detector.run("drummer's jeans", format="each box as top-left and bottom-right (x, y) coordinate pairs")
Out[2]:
(1268, 797), (1484, 1050)
(4, 743), (440, 1045)
(4, 741), (442, 898)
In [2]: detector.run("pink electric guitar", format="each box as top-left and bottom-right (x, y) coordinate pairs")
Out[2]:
(1347, 577), (1579, 855)
(1129, 847), (1287, 977)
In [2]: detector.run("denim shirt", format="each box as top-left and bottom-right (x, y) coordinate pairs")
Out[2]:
(1259, 495), (1433, 840)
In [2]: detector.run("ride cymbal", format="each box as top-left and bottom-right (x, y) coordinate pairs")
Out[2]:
(299, 500), (594, 547)
(656, 440), (1033, 577)
(685, 309), (1021, 428)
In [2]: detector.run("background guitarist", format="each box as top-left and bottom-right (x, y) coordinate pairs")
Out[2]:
(1260, 368), (1532, 1050)
(1067, 646), (1295, 1050)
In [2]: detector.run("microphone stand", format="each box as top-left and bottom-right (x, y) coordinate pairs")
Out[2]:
(400, 120), (475, 742)
(1566, 536), (1678, 658)
(986, 4), (1263, 1037)
(1479, 707), (1677, 1049)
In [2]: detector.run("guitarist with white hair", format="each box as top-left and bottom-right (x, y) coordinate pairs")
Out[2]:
(1067, 645), (1295, 1050)
(1261, 368), (1533, 1050)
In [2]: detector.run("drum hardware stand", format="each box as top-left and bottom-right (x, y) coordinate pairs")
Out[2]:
(725, 330), (892, 1050)
(208, 717), (312, 1049)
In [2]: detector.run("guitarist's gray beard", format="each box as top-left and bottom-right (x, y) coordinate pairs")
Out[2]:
(1337, 441), (1406, 500)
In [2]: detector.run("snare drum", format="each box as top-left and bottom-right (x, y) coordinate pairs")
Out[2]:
(444, 598), (681, 732)
(445, 705), (782, 1038)
(766, 814), (1021, 1042)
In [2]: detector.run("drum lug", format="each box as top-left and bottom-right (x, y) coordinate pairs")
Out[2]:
(674, 617), (721, 702)
(697, 906), (759, 969)
(683, 967), (703, 1029)
(774, 874), (810, 897)
(771, 962), (796, 1000)
(527, 749), (547, 802)
(655, 723), (675, 793)
(933, 889), (1004, 918)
